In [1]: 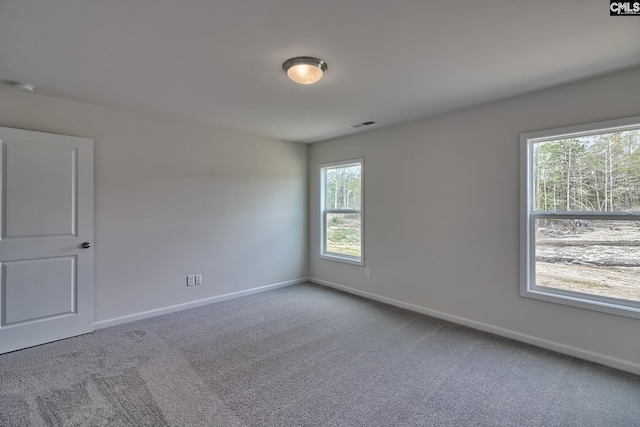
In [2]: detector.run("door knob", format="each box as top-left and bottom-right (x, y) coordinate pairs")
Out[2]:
(81, 242), (93, 249)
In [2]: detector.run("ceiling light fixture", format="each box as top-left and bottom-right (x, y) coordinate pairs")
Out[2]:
(12, 82), (35, 93)
(282, 57), (327, 85)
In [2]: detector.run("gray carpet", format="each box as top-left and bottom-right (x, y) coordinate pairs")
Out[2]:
(1, 283), (639, 427)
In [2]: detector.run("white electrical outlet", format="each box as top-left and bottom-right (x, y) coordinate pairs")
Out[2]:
(195, 274), (202, 285)
(187, 275), (195, 286)
(365, 268), (371, 278)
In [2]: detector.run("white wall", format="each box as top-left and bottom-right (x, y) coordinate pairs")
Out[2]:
(0, 86), (308, 323)
(309, 67), (640, 373)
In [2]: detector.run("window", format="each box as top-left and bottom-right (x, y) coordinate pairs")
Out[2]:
(521, 116), (640, 318)
(320, 159), (363, 265)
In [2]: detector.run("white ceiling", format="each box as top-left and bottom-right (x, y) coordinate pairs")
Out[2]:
(1, 0), (638, 143)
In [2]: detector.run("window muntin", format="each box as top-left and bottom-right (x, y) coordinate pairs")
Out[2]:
(320, 160), (363, 265)
(521, 117), (640, 318)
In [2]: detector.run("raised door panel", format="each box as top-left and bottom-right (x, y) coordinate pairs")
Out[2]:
(4, 142), (77, 238)
(2, 256), (76, 326)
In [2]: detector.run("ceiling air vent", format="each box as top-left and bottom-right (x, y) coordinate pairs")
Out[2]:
(351, 121), (377, 129)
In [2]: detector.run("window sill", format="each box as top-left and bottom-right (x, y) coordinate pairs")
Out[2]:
(319, 253), (364, 266)
(521, 286), (640, 320)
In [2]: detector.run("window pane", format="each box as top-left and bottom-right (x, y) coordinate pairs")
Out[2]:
(535, 218), (640, 301)
(532, 130), (640, 212)
(325, 165), (361, 210)
(326, 213), (361, 258)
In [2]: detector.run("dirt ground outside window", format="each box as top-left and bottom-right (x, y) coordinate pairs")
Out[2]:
(535, 219), (640, 301)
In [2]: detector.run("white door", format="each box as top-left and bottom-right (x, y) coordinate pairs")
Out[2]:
(0, 127), (94, 354)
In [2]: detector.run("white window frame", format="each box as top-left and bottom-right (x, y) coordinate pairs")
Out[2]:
(320, 158), (364, 266)
(520, 116), (640, 319)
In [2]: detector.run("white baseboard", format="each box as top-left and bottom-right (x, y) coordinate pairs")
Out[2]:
(310, 277), (640, 376)
(94, 278), (308, 330)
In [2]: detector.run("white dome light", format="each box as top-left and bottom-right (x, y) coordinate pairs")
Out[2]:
(283, 57), (328, 85)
